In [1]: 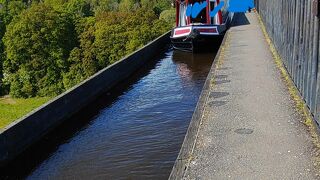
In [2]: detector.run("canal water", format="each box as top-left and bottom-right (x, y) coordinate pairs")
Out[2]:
(2, 48), (217, 179)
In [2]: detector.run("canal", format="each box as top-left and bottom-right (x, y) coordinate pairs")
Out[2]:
(2, 48), (218, 179)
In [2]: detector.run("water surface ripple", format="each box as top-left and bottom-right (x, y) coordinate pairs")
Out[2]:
(20, 49), (216, 179)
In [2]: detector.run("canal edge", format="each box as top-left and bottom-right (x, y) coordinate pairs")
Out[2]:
(168, 32), (230, 180)
(0, 32), (171, 168)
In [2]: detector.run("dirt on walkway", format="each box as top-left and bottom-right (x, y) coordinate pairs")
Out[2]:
(184, 13), (319, 180)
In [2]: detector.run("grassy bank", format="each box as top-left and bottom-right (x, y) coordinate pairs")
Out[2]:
(0, 96), (50, 130)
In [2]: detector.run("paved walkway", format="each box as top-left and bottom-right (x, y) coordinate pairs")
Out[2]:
(185, 13), (318, 179)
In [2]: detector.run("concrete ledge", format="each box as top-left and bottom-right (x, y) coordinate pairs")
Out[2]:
(0, 32), (170, 167)
(168, 32), (228, 180)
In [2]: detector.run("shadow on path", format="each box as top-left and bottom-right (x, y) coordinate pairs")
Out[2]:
(231, 12), (251, 27)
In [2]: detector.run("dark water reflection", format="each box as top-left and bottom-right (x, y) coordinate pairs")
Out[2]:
(4, 49), (217, 180)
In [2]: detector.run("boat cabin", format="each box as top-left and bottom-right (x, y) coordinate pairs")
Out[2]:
(175, 0), (223, 27)
(171, 0), (233, 52)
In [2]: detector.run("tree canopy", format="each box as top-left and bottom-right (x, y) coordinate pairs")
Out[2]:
(0, 0), (175, 97)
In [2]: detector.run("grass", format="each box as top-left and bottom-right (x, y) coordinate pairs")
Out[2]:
(0, 96), (50, 130)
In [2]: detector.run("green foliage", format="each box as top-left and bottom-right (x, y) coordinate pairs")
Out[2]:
(0, 15), (5, 95)
(0, 54), (4, 96)
(66, 0), (93, 17)
(119, 0), (140, 12)
(63, 8), (171, 89)
(3, 3), (77, 97)
(1, 0), (27, 24)
(90, 0), (119, 13)
(0, 0), (27, 95)
(160, 8), (175, 25)
(139, 0), (172, 15)
(63, 16), (97, 89)
(152, 0), (172, 15)
(0, 0), (173, 97)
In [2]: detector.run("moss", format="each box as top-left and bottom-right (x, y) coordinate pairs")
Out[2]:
(209, 33), (230, 89)
(216, 34), (230, 69)
(256, 12), (320, 171)
(184, 33), (230, 176)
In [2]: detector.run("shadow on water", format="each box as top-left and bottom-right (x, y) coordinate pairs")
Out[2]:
(231, 12), (251, 27)
(1, 51), (166, 179)
(1, 41), (220, 179)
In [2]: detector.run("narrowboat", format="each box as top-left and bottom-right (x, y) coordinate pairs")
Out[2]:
(171, 0), (233, 52)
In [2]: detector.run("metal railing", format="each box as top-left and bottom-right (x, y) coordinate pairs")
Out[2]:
(255, 0), (320, 123)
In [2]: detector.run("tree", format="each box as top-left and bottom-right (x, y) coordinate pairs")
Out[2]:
(119, 0), (139, 12)
(0, 0), (173, 96)
(3, 3), (77, 97)
(140, 0), (172, 15)
(0, 7), (5, 95)
(63, 16), (98, 89)
(66, 0), (93, 18)
(63, 8), (172, 90)
(90, 0), (119, 13)
(3, 0), (27, 23)
(0, 41), (4, 95)
(0, 0), (27, 95)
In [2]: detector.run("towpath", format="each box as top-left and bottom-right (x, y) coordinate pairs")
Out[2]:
(184, 13), (319, 179)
